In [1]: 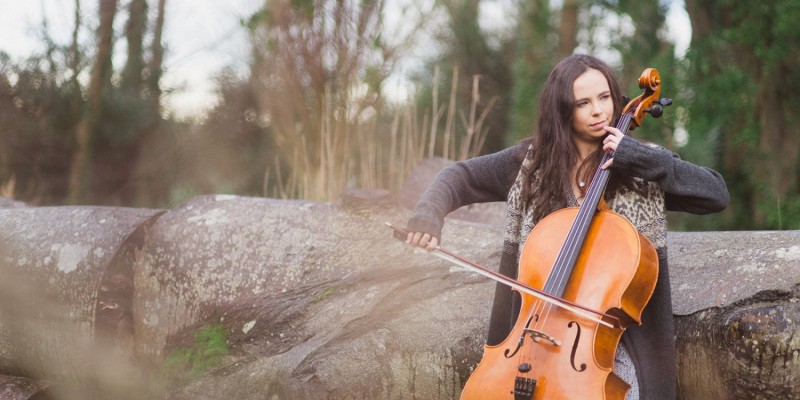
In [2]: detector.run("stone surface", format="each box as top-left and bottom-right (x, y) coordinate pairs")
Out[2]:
(0, 206), (161, 386)
(0, 195), (797, 399)
(668, 230), (800, 315)
(0, 196), (27, 208)
(0, 375), (50, 400)
(668, 231), (800, 399)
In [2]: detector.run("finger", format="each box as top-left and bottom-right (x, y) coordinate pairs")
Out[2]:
(604, 126), (623, 137)
(601, 158), (614, 169)
(426, 236), (439, 251)
(604, 132), (621, 144)
(411, 232), (429, 248)
(406, 232), (413, 244)
(419, 233), (432, 247)
(603, 140), (618, 152)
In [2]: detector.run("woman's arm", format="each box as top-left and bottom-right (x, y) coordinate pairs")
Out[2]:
(406, 144), (524, 246)
(612, 136), (729, 214)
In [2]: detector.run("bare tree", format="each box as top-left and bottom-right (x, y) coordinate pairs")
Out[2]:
(558, 0), (579, 59)
(147, 0), (166, 113)
(121, 0), (148, 93)
(68, 0), (119, 204)
(68, 0), (83, 117)
(250, 0), (397, 200)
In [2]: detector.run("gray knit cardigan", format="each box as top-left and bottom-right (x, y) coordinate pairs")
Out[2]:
(407, 136), (729, 399)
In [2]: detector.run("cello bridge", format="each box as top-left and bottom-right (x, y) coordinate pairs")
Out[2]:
(523, 328), (561, 346)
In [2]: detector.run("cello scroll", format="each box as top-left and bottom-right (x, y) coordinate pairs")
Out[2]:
(622, 68), (672, 130)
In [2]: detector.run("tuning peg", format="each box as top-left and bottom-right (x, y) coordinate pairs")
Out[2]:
(646, 104), (663, 118)
(658, 98), (672, 106)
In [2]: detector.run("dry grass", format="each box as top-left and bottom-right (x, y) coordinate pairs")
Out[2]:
(263, 68), (497, 201)
(1, 175), (15, 199)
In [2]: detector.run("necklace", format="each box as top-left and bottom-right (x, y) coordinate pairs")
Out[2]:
(579, 181), (586, 188)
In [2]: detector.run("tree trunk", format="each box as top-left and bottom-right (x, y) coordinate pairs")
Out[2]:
(147, 0), (166, 112)
(558, 0), (579, 59)
(755, 62), (798, 223)
(67, 0), (118, 205)
(683, 0), (800, 229)
(68, 0), (83, 118)
(508, 0), (554, 142)
(683, 0), (711, 39)
(121, 0), (148, 93)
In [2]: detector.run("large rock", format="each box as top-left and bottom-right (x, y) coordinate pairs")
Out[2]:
(0, 194), (798, 399)
(0, 196), (27, 208)
(669, 231), (800, 400)
(0, 206), (163, 399)
(0, 375), (50, 400)
(133, 192), (503, 399)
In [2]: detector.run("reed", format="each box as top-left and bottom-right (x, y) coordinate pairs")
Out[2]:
(0, 175), (15, 199)
(263, 69), (497, 201)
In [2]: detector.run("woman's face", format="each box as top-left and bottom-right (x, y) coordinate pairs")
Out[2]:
(571, 68), (614, 149)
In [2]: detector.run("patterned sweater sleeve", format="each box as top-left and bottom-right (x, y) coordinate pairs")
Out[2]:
(406, 144), (524, 240)
(612, 136), (730, 214)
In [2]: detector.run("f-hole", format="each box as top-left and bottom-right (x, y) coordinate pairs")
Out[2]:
(504, 315), (537, 358)
(568, 321), (587, 372)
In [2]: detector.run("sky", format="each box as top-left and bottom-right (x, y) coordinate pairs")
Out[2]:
(0, 0), (691, 119)
(0, 0), (262, 119)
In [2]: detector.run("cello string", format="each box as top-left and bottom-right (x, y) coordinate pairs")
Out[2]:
(530, 113), (633, 332)
(511, 111), (634, 366)
(546, 113), (633, 297)
(523, 148), (616, 338)
(540, 114), (630, 310)
(542, 112), (632, 297)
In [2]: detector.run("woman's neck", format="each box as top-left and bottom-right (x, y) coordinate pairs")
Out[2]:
(574, 140), (598, 162)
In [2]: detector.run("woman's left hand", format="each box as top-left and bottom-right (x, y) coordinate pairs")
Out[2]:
(601, 126), (624, 169)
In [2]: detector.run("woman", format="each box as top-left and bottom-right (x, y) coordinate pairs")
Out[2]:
(405, 54), (729, 399)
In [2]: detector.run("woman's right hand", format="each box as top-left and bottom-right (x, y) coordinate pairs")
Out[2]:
(406, 231), (439, 251)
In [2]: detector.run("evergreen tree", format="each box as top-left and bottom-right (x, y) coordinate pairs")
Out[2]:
(683, 0), (800, 229)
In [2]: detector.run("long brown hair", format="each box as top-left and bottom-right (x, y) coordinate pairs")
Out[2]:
(519, 54), (632, 223)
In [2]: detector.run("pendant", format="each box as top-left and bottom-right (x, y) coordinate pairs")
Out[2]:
(579, 181), (585, 188)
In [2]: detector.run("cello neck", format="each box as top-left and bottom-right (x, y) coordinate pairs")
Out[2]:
(542, 112), (634, 297)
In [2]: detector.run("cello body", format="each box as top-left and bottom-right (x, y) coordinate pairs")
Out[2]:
(460, 207), (658, 400)
(457, 68), (668, 399)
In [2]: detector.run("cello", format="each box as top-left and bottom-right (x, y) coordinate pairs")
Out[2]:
(458, 68), (672, 399)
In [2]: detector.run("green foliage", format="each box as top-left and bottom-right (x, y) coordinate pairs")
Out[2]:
(290, 0), (315, 19)
(0, 52), (78, 203)
(311, 287), (336, 303)
(681, 0), (800, 230)
(414, 0), (513, 154)
(507, 0), (553, 144)
(3, 0), (800, 232)
(243, 8), (268, 31)
(595, 0), (678, 145)
(162, 323), (230, 384)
